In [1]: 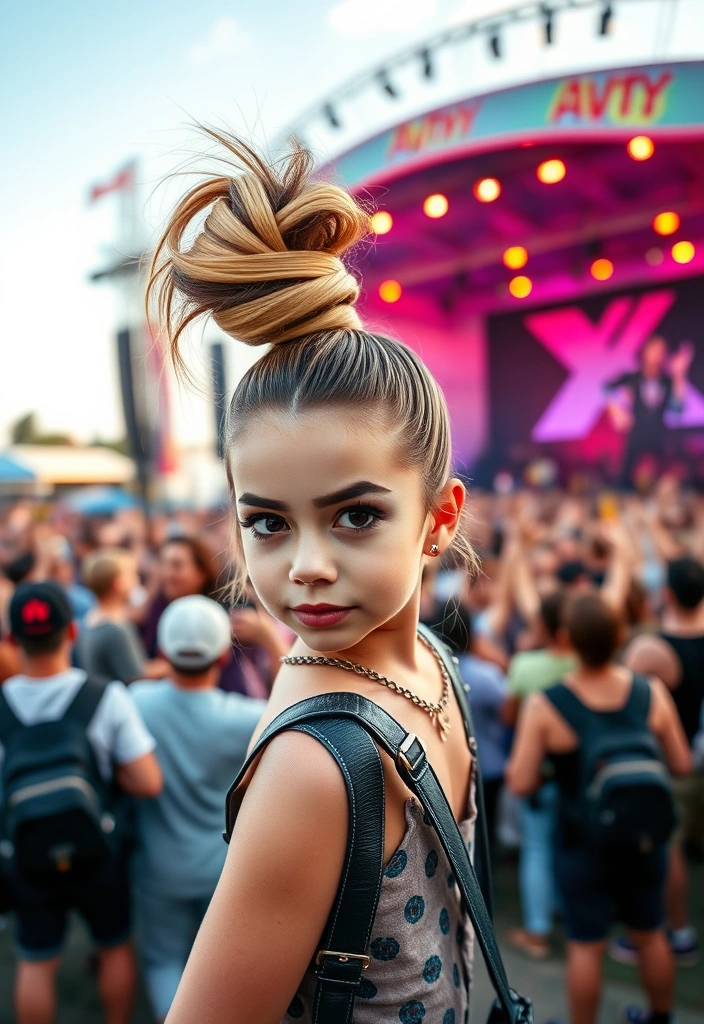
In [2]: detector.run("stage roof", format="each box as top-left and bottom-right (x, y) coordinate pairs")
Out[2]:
(325, 62), (704, 317)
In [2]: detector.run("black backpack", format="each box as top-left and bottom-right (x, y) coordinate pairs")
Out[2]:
(544, 675), (676, 851)
(0, 676), (117, 883)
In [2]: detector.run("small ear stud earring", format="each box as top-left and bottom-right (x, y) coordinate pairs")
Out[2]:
(429, 544), (440, 557)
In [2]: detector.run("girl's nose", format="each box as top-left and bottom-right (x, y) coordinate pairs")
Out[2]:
(289, 539), (337, 587)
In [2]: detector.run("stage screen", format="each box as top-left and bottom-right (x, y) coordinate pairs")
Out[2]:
(486, 276), (704, 485)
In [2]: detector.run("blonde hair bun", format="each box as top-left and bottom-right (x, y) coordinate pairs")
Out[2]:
(148, 133), (371, 359)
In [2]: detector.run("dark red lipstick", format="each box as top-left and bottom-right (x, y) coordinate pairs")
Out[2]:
(291, 603), (353, 628)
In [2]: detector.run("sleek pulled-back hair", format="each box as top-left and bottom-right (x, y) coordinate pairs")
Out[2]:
(148, 130), (477, 595)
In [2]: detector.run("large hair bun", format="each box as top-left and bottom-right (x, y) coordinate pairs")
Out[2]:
(148, 133), (370, 359)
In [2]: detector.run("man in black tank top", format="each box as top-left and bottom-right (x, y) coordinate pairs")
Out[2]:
(622, 557), (704, 967)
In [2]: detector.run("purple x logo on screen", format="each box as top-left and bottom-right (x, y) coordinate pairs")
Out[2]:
(526, 289), (704, 442)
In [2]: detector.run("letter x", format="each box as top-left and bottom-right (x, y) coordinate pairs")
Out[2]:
(524, 290), (704, 442)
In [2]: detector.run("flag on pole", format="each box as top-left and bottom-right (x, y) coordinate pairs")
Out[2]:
(89, 161), (136, 203)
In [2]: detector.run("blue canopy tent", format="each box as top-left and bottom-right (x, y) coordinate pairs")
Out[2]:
(0, 453), (39, 496)
(63, 486), (139, 516)
(0, 454), (36, 482)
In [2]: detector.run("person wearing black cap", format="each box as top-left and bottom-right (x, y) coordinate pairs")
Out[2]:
(1, 581), (163, 1024)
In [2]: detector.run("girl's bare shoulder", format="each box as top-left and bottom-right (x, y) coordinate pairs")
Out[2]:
(242, 727), (350, 816)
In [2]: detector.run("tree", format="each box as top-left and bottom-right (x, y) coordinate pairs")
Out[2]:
(10, 412), (74, 446)
(11, 412), (37, 445)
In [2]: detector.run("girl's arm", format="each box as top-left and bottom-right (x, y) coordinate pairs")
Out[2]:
(166, 730), (348, 1024)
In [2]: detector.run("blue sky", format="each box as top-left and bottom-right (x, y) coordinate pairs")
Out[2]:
(4, 0), (481, 446)
(2, 0), (701, 448)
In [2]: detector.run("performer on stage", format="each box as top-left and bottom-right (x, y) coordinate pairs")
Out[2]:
(605, 336), (693, 486)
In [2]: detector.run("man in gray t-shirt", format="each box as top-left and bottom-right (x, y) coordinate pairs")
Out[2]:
(130, 595), (265, 1022)
(79, 619), (147, 685)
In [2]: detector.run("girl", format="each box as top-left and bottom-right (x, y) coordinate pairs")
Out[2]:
(148, 135), (480, 1024)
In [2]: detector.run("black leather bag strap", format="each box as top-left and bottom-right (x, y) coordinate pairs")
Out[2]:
(225, 715), (385, 1024)
(624, 673), (652, 721)
(296, 718), (385, 1024)
(542, 682), (591, 733)
(417, 623), (494, 919)
(0, 689), (22, 745)
(226, 694), (530, 1024)
(63, 675), (109, 729)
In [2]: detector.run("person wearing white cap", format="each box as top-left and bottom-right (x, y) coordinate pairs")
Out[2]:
(130, 596), (266, 1022)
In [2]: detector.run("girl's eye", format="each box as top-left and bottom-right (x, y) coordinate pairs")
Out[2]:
(335, 506), (385, 531)
(239, 514), (290, 538)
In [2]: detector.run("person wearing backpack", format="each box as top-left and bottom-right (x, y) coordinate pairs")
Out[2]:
(0, 581), (163, 1024)
(507, 592), (690, 1024)
(129, 595), (266, 1022)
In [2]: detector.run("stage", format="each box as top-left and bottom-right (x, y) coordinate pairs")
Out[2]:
(318, 59), (704, 488)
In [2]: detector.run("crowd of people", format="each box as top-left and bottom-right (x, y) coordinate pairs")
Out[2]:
(416, 479), (703, 1023)
(0, 504), (286, 1023)
(0, 476), (703, 1023)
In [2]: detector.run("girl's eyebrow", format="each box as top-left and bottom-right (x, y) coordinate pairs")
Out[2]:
(238, 493), (288, 511)
(312, 481), (391, 509)
(237, 481), (390, 512)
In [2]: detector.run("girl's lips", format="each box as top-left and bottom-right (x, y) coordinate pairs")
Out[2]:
(291, 606), (353, 628)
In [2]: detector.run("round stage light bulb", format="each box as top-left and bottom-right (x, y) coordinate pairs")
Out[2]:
(645, 247), (664, 266)
(371, 211), (393, 234)
(591, 258), (614, 281)
(423, 193), (449, 218)
(503, 246), (528, 270)
(672, 241), (695, 264)
(537, 159), (566, 184)
(627, 136), (655, 161)
(653, 211), (680, 236)
(379, 279), (402, 302)
(509, 275), (533, 299)
(473, 178), (501, 202)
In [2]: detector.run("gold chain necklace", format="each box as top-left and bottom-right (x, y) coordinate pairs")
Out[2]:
(280, 632), (451, 740)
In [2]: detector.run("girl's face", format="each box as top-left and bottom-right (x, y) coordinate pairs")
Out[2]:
(230, 407), (455, 653)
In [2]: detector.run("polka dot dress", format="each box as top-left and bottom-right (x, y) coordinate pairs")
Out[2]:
(282, 779), (477, 1024)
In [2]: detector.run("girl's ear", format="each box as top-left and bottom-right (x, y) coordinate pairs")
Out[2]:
(424, 479), (466, 557)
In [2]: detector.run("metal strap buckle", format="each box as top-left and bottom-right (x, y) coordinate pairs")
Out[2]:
(397, 732), (426, 772)
(315, 950), (371, 969)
